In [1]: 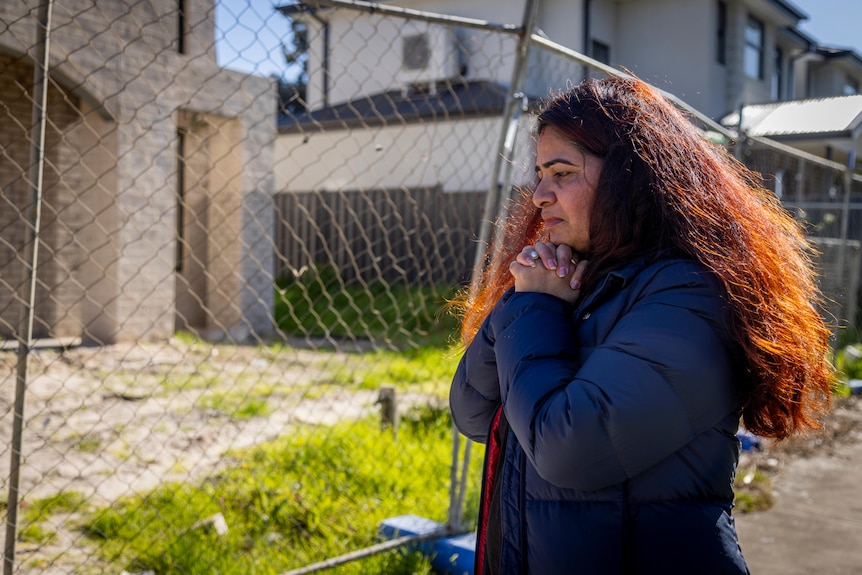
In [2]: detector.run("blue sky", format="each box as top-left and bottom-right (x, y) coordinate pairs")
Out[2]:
(215, 0), (294, 78)
(790, 0), (862, 53)
(214, 0), (862, 79)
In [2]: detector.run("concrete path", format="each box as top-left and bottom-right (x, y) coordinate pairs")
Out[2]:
(735, 403), (862, 575)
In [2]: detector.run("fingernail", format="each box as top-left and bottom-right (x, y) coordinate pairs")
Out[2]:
(547, 259), (557, 269)
(558, 267), (567, 277)
(571, 279), (581, 289)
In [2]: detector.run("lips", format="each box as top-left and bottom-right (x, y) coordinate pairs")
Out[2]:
(542, 216), (563, 228)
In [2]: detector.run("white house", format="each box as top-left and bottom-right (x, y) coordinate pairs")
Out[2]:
(274, 0), (862, 184)
(268, 0), (862, 291)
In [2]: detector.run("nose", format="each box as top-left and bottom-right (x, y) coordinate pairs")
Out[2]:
(532, 179), (555, 208)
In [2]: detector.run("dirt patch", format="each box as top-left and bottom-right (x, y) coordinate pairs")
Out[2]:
(736, 394), (862, 489)
(0, 340), (441, 574)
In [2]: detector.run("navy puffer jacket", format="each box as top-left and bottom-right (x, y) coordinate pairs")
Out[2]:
(450, 257), (750, 574)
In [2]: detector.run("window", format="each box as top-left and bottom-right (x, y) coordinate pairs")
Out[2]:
(177, 0), (186, 54)
(176, 129), (186, 272)
(844, 76), (860, 96)
(403, 34), (431, 70)
(591, 40), (610, 65)
(772, 47), (783, 99)
(717, 1), (727, 65)
(744, 15), (764, 79)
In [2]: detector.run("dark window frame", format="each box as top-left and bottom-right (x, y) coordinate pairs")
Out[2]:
(772, 46), (783, 99)
(591, 40), (610, 65)
(717, 0), (727, 65)
(744, 14), (765, 80)
(178, 0), (186, 54)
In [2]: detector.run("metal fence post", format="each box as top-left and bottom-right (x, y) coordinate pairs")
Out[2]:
(836, 150), (858, 337)
(4, 2), (54, 573)
(453, 0), (542, 535)
(469, 0), (542, 294)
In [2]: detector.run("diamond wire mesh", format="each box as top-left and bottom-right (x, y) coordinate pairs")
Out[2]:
(740, 138), (862, 339)
(1, 1), (860, 574)
(0, 1), (502, 573)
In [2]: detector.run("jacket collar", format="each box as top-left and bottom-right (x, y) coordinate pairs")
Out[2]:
(576, 256), (655, 315)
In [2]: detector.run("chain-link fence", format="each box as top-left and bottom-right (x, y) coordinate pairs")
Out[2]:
(740, 136), (862, 338)
(2, 1), (861, 574)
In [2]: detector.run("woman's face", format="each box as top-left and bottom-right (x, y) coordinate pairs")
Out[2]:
(533, 126), (604, 253)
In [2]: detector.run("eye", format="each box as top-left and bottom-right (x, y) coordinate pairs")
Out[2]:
(553, 171), (570, 180)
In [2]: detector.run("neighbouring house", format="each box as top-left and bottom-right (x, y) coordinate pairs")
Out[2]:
(275, 0), (862, 177)
(722, 94), (862, 170)
(720, 37), (862, 169)
(0, 0), (276, 344)
(271, 0), (861, 313)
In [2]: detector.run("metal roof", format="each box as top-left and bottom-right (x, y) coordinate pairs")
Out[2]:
(278, 80), (508, 133)
(722, 95), (862, 140)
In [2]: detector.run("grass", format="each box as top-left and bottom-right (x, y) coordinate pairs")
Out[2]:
(274, 266), (465, 400)
(18, 491), (88, 545)
(275, 266), (461, 349)
(348, 346), (463, 394)
(78, 405), (483, 574)
(733, 467), (776, 513)
(199, 390), (272, 418)
(832, 342), (862, 398)
(13, 275), (470, 571)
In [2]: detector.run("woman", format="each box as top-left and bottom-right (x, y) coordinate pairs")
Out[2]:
(449, 77), (833, 574)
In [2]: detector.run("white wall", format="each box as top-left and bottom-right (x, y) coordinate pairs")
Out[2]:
(309, 12), (404, 108)
(303, 2), (523, 109)
(537, 0), (586, 52)
(276, 117), (504, 193)
(809, 64), (853, 99)
(616, 0), (720, 116)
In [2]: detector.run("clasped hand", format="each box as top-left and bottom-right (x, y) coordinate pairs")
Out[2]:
(509, 241), (588, 304)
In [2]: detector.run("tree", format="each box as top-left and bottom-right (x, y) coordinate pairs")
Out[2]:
(277, 19), (308, 116)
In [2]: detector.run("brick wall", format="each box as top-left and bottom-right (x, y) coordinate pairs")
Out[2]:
(0, 1), (276, 343)
(0, 55), (83, 339)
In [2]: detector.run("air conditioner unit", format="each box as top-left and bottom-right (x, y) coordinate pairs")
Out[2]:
(396, 24), (461, 92)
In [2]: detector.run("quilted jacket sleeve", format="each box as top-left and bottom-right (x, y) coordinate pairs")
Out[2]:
(448, 291), (516, 443)
(492, 261), (739, 491)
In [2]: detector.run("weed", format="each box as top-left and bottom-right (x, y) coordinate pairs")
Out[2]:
(19, 523), (55, 544)
(74, 436), (102, 453)
(199, 388), (272, 419)
(17, 491), (88, 545)
(26, 491), (88, 517)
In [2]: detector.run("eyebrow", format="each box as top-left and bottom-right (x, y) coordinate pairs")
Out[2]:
(538, 158), (577, 169)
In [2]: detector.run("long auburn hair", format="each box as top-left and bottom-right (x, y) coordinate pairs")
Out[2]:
(456, 76), (833, 439)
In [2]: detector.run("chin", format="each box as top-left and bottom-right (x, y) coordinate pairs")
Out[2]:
(550, 234), (577, 249)
(554, 238), (589, 255)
